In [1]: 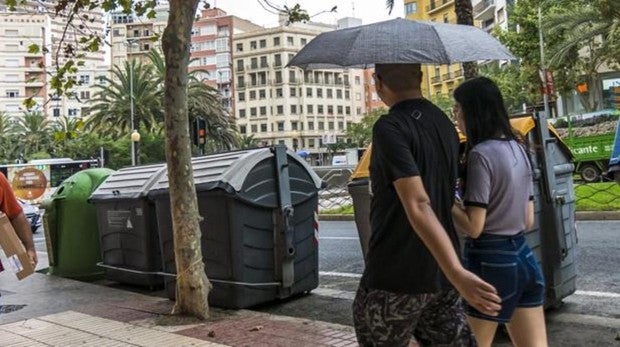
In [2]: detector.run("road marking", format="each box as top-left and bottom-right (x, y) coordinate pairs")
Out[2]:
(319, 272), (620, 300)
(547, 313), (620, 329)
(575, 290), (620, 299)
(319, 237), (359, 240)
(312, 287), (356, 300)
(319, 271), (362, 278)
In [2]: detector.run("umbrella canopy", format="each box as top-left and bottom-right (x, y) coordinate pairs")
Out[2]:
(287, 18), (515, 69)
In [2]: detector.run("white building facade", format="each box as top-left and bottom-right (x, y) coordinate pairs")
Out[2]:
(232, 21), (366, 157)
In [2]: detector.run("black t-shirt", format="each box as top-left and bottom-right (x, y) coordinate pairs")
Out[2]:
(360, 98), (460, 294)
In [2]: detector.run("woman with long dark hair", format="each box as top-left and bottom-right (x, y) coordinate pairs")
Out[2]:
(451, 77), (548, 347)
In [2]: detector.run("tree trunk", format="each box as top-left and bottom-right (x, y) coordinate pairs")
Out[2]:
(162, 0), (211, 319)
(454, 0), (478, 79)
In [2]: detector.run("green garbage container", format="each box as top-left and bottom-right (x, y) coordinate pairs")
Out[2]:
(42, 168), (114, 280)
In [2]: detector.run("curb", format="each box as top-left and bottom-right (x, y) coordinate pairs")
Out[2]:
(320, 212), (620, 221)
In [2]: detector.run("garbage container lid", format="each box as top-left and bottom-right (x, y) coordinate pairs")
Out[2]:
(89, 163), (167, 201)
(148, 148), (323, 195)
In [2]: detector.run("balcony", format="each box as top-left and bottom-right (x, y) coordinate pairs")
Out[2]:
(474, 0), (495, 21)
(425, 0), (454, 15)
(431, 75), (441, 84)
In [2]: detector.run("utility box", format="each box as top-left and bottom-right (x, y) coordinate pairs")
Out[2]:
(149, 146), (323, 309)
(89, 164), (167, 288)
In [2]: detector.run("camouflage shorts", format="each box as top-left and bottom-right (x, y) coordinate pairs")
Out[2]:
(352, 287), (476, 347)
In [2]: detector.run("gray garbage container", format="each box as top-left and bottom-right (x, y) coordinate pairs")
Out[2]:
(88, 164), (167, 287)
(149, 145), (323, 309)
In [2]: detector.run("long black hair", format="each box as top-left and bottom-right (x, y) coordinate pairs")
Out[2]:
(453, 76), (515, 146)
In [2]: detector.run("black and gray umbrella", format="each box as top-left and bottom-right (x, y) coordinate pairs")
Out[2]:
(287, 18), (515, 69)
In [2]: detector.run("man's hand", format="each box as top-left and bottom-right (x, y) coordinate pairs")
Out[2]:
(452, 269), (501, 316)
(26, 248), (38, 268)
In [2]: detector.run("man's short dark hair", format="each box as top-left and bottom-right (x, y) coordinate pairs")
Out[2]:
(374, 64), (422, 91)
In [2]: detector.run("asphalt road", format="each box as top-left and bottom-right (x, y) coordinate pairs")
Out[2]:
(255, 220), (620, 346)
(31, 220), (620, 346)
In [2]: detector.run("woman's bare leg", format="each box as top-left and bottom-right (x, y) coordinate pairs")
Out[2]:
(505, 306), (548, 347)
(466, 315), (498, 347)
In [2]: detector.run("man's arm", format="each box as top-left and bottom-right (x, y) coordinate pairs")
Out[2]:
(10, 212), (37, 267)
(393, 176), (501, 316)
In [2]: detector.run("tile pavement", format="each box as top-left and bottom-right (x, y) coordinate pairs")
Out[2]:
(0, 298), (360, 347)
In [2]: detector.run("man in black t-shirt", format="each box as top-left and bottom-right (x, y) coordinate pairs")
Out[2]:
(352, 64), (501, 347)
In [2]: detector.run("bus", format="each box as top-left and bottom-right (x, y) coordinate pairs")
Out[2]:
(0, 158), (100, 202)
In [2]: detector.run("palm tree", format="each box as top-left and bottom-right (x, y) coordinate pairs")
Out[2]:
(0, 112), (20, 162)
(86, 60), (163, 138)
(238, 134), (259, 149)
(544, 0), (619, 111)
(148, 49), (239, 151)
(12, 111), (52, 156)
(454, 0), (478, 78)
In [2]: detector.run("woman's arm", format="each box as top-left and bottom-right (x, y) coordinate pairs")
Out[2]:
(525, 200), (534, 231)
(451, 204), (487, 239)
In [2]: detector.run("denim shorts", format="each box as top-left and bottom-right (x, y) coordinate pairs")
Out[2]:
(463, 232), (545, 323)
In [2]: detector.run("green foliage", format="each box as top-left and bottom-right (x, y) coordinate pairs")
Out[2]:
(496, 0), (619, 112)
(345, 108), (386, 148)
(429, 94), (453, 118)
(575, 182), (620, 211)
(479, 63), (533, 114)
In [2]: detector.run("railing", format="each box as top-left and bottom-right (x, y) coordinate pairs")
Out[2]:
(431, 75), (441, 84)
(313, 166), (620, 215)
(425, 0), (453, 14)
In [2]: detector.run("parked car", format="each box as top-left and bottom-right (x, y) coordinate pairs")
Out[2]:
(18, 199), (42, 233)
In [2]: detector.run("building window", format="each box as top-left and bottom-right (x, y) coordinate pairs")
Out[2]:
(276, 88), (283, 97)
(250, 41), (257, 50)
(290, 105), (297, 114)
(5, 90), (19, 98)
(250, 107), (257, 116)
(249, 90), (256, 100)
(287, 36), (294, 46)
(317, 88), (323, 98)
(80, 91), (90, 99)
(236, 43), (243, 52)
(308, 121), (314, 130)
(443, 13), (449, 23)
(260, 123), (267, 132)
(68, 108), (79, 116)
(79, 75), (90, 84)
(277, 105), (284, 114)
(326, 89), (333, 98)
(289, 70), (296, 83)
(259, 39), (266, 48)
(260, 106), (267, 116)
(355, 92), (361, 101)
(405, 2), (417, 15)
(239, 125), (247, 134)
(275, 71), (283, 83)
(216, 38), (228, 52)
(338, 121), (344, 130)
(318, 105), (324, 114)
(327, 105), (334, 114)
(239, 109), (246, 118)
(274, 54), (282, 67)
(356, 107), (362, 115)
(337, 106), (343, 115)
(355, 76), (361, 85)
(291, 121), (298, 130)
(277, 122), (284, 131)
(52, 108), (60, 117)
(345, 106), (351, 115)
(300, 38), (307, 46)
(318, 121), (325, 130)
(238, 92), (245, 101)
(290, 87), (296, 97)
(345, 90), (350, 99)
(328, 121), (334, 130)
(273, 37), (280, 46)
(251, 124), (257, 133)
(336, 89), (343, 99)
(306, 88), (313, 97)
(259, 89), (266, 99)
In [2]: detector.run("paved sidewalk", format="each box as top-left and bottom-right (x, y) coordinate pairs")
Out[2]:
(0, 270), (358, 347)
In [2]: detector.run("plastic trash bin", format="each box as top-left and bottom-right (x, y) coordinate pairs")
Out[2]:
(41, 168), (114, 280)
(347, 145), (371, 261)
(88, 164), (167, 287)
(149, 146), (323, 309)
(350, 116), (578, 308)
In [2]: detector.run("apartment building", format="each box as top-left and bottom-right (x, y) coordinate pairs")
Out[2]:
(189, 8), (262, 112)
(109, 7), (168, 66)
(404, 0), (464, 97)
(473, 0), (510, 32)
(0, 1), (106, 119)
(232, 18), (366, 156)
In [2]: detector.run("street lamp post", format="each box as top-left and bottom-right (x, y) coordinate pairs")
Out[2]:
(131, 129), (141, 165)
(127, 38), (138, 165)
(538, 6), (551, 121)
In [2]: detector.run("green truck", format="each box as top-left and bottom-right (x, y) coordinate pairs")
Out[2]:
(555, 110), (620, 182)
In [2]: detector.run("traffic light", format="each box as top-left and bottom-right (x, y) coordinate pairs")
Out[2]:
(192, 117), (207, 147)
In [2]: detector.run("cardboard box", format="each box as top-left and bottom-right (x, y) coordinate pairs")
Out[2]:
(0, 212), (35, 280)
